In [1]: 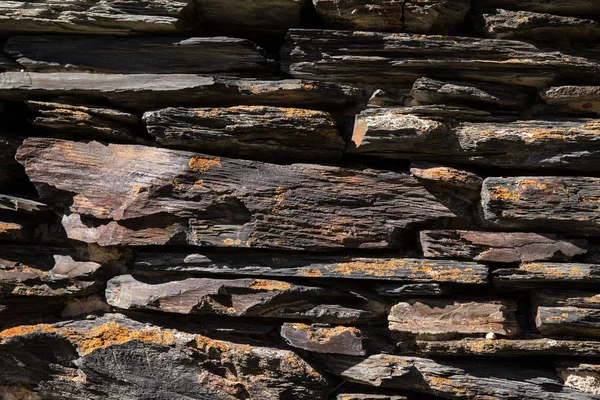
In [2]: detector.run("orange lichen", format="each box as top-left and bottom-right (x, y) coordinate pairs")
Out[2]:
(0, 324), (58, 339)
(324, 259), (481, 283)
(522, 263), (584, 278)
(63, 322), (178, 355)
(194, 335), (252, 353)
(222, 238), (242, 246)
(193, 179), (204, 189)
(189, 156), (221, 173)
(291, 324), (361, 343)
(0, 222), (22, 234)
(169, 179), (185, 191)
(249, 279), (291, 291)
(298, 268), (324, 277)
(488, 186), (520, 202)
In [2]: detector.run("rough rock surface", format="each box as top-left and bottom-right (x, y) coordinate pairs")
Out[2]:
(16, 138), (464, 249)
(311, 0), (471, 34)
(143, 106), (343, 163)
(282, 29), (600, 88)
(4, 3), (600, 399)
(5, 36), (273, 76)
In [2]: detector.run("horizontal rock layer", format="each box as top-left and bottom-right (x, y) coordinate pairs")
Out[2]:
(16, 138), (463, 249)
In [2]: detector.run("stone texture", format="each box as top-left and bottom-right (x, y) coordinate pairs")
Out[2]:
(27, 101), (138, 142)
(476, 9), (600, 42)
(0, 0), (197, 35)
(311, 0), (470, 34)
(133, 252), (489, 284)
(16, 138), (465, 249)
(349, 110), (600, 171)
(5, 36), (273, 76)
(482, 177), (600, 234)
(373, 283), (445, 297)
(410, 77), (534, 111)
(282, 29), (600, 88)
(0, 72), (365, 112)
(143, 106), (344, 163)
(106, 274), (384, 323)
(281, 323), (373, 355)
(473, 0), (600, 19)
(0, 314), (329, 399)
(540, 86), (600, 115)
(317, 354), (596, 399)
(388, 299), (519, 339)
(536, 306), (600, 338)
(494, 263), (600, 288)
(412, 338), (600, 357)
(556, 362), (600, 395)
(535, 290), (600, 308)
(420, 230), (587, 263)
(0, 246), (102, 297)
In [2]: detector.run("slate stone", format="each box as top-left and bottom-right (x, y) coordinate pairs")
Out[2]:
(349, 110), (600, 171)
(420, 230), (587, 263)
(482, 177), (600, 234)
(476, 9), (600, 43)
(473, 0), (600, 19)
(494, 263), (600, 288)
(16, 138), (465, 249)
(133, 252), (489, 284)
(106, 274), (384, 324)
(282, 29), (600, 88)
(143, 106), (344, 163)
(540, 86), (600, 115)
(0, 72), (365, 112)
(0, 0), (198, 35)
(389, 299), (519, 339)
(6, 36), (274, 76)
(0, 314), (330, 399)
(311, 0), (470, 34)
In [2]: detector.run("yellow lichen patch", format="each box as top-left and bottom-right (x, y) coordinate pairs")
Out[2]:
(223, 238), (242, 246)
(296, 324), (361, 344)
(62, 322), (178, 355)
(488, 186), (520, 202)
(169, 179), (185, 191)
(522, 263), (584, 278)
(272, 186), (287, 214)
(298, 268), (324, 277)
(0, 323), (58, 340)
(281, 107), (324, 119)
(193, 179), (204, 189)
(0, 222), (22, 234)
(249, 279), (291, 291)
(194, 334), (252, 353)
(189, 156), (221, 173)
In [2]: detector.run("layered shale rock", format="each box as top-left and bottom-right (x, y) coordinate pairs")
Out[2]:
(349, 110), (600, 171)
(4, 2), (600, 399)
(0, 0), (197, 35)
(0, 72), (365, 111)
(16, 138), (464, 249)
(143, 106), (343, 163)
(282, 29), (600, 88)
(311, 0), (471, 34)
(0, 314), (329, 399)
(5, 36), (273, 76)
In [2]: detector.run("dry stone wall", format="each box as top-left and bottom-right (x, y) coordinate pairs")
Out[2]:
(1, 1), (600, 399)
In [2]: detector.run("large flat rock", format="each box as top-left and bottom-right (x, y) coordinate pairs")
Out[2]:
(106, 274), (384, 323)
(281, 29), (600, 88)
(493, 263), (600, 288)
(143, 106), (344, 163)
(420, 230), (587, 263)
(0, 72), (365, 112)
(5, 36), (273, 76)
(349, 109), (600, 171)
(389, 299), (519, 339)
(133, 252), (489, 284)
(482, 177), (600, 233)
(16, 138), (464, 249)
(473, 0), (600, 19)
(311, 0), (470, 34)
(0, 313), (329, 399)
(0, 0), (197, 35)
(540, 86), (600, 115)
(316, 354), (596, 399)
(476, 9), (600, 42)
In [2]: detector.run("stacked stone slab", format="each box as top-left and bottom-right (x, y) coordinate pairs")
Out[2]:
(1, 1), (600, 399)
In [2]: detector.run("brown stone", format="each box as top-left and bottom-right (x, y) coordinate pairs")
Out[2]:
(388, 299), (519, 339)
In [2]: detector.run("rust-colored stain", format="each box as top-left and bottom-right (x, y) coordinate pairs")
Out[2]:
(189, 156), (221, 173)
(248, 279), (291, 291)
(289, 323), (361, 344)
(222, 238), (242, 246)
(0, 222), (22, 234)
(298, 268), (324, 277)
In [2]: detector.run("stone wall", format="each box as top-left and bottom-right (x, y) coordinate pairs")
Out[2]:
(1, 1), (600, 399)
